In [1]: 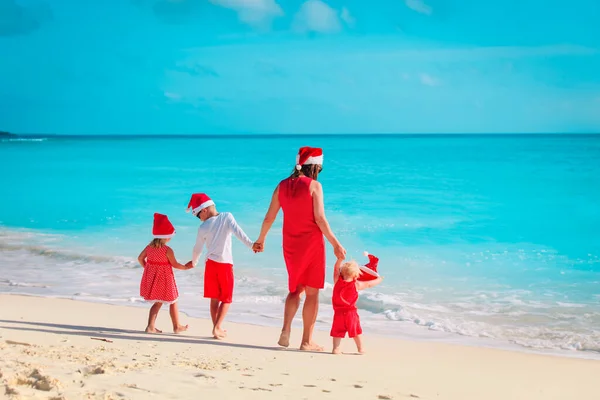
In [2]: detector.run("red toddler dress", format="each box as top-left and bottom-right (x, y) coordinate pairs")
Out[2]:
(278, 176), (326, 293)
(140, 245), (179, 304)
(330, 278), (362, 338)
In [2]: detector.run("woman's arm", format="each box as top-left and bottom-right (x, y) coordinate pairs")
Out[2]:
(166, 247), (190, 270)
(312, 181), (346, 259)
(138, 247), (147, 268)
(255, 185), (281, 250)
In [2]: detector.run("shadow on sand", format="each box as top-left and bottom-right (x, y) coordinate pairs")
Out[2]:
(0, 319), (326, 355)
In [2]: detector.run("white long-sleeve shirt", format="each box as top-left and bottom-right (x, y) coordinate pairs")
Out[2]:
(192, 212), (253, 267)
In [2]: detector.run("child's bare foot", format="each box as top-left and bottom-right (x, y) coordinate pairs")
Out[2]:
(145, 327), (162, 334)
(173, 324), (188, 334)
(278, 331), (290, 347)
(332, 347), (342, 355)
(357, 348), (365, 355)
(300, 342), (324, 352)
(212, 327), (226, 339)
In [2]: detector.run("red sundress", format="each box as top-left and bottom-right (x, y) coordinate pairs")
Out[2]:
(139, 245), (179, 304)
(278, 176), (326, 293)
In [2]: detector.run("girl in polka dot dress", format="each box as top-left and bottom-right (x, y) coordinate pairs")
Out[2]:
(138, 213), (193, 334)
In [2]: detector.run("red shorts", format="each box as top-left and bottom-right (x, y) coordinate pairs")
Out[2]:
(203, 259), (234, 303)
(330, 310), (362, 338)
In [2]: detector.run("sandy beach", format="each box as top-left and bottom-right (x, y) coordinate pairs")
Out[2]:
(0, 295), (598, 400)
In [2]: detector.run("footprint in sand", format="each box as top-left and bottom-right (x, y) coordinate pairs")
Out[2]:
(353, 384), (363, 389)
(5, 386), (18, 395)
(378, 395), (393, 399)
(304, 384), (317, 388)
(269, 383), (283, 387)
(79, 366), (106, 376)
(194, 373), (215, 379)
(322, 389), (331, 393)
(14, 369), (61, 391)
(239, 386), (272, 392)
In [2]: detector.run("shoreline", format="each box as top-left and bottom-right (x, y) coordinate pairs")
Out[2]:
(1, 294), (599, 400)
(3, 291), (599, 362)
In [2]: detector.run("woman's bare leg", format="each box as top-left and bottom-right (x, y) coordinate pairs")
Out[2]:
(300, 286), (323, 351)
(278, 286), (304, 347)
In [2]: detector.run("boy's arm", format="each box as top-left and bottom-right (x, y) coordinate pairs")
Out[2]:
(333, 258), (343, 282)
(227, 213), (254, 249)
(356, 276), (383, 291)
(191, 228), (206, 267)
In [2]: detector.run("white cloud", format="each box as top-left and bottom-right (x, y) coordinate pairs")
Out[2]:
(340, 7), (355, 27)
(210, 0), (284, 27)
(405, 0), (432, 15)
(293, 0), (342, 34)
(419, 73), (439, 86)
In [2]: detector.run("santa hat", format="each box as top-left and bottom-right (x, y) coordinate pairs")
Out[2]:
(152, 213), (176, 238)
(186, 193), (214, 216)
(295, 147), (323, 170)
(358, 251), (380, 282)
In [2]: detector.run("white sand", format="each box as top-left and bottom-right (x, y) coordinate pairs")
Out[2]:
(0, 294), (599, 400)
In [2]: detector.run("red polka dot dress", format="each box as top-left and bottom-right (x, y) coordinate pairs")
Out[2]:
(140, 245), (179, 304)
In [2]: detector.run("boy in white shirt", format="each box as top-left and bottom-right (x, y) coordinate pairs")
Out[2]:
(186, 193), (256, 339)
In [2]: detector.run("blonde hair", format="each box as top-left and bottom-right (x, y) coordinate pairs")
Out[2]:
(149, 238), (168, 248)
(340, 260), (361, 280)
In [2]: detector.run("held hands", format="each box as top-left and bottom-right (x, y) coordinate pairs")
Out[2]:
(185, 261), (194, 270)
(334, 243), (346, 260)
(252, 242), (264, 253)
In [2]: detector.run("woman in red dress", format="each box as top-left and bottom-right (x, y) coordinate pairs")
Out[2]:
(255, 147), (346, 351)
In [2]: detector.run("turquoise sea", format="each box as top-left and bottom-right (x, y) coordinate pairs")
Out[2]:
(1, 135), (599, 357)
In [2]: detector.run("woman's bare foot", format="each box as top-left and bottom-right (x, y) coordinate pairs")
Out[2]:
(332, 347), (342, 355)
(278, 331), (290, 347)
(212, 327), (226, 339)
(173, 324), (188, 334)
(300, 342), (324, 352)
(357, 348), (365, 355)
(145, 327), (162, 334)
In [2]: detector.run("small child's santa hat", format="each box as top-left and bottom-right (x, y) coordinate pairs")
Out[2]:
(152, 213), (176, 238)
(295, 146), (323, 170)
(358, 251), (380, 282)
(186, 193), (214, 216)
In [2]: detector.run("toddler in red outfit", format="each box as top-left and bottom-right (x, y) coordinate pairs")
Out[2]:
(331, 258), (383, 354)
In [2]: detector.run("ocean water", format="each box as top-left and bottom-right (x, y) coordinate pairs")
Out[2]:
(1, 135), (599, 358)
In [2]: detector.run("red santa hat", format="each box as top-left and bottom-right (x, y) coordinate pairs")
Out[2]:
(295, 146), (323, 170)
(358, 251), (380, 281)
(186, 193), (215, 216)
(152, 213), (176, 238)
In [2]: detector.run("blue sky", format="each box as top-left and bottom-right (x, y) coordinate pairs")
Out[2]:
(1, 0), (599, 134)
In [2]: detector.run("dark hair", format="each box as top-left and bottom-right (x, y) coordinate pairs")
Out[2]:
(290, 164), (322, 180)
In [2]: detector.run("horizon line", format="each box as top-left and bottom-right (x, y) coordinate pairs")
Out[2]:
(3, 132), (600, 139)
